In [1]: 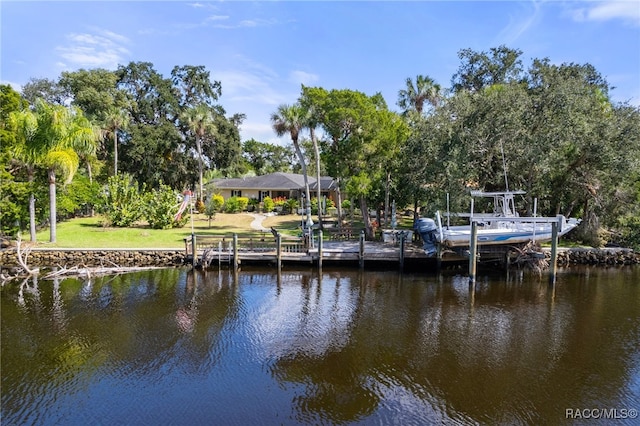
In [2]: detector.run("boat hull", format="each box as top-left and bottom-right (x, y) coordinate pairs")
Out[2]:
(439, 222), (578, 248)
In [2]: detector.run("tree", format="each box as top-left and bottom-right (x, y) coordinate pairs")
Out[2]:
(271, 103), (313, 228)
(299, 93), (324, 227)
(300, 87), (390, 238)
(21, 77), (68, 105)
(116, 61), (184, 189)
(171, 65), (221, 108)
(1, 85), (30, 236)
(103, 107), (130, 176)
(181, 104), (216, 200)
(8, 107), (40, 241)
(397, 75), (442, 115)
(451, 46), (523, 93)
(242, 139), (295, 175)
(10, 99), (97, 242)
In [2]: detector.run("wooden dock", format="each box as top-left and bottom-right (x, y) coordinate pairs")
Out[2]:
(184, 230), (464, 271)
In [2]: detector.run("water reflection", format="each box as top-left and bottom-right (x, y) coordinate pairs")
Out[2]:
(1, 266), (638, 425)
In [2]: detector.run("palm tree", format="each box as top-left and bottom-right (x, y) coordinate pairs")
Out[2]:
(304, 106), (323, 229)
(271, 103), (313, 229)
(182, 104), (215, 201)
(8, 108), (39, 241)
(397, 75), (442, 115)
(12, 99), (96, 243)
(103, 107), (130, 176)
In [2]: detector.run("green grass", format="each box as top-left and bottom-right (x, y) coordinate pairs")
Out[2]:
(28, 212), (413, 249)
(33, 213), (305, 249)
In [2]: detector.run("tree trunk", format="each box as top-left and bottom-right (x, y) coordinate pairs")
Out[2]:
(292, 140), (312, 228)
(311, 128), (323, 229)
(384, 171), (391, 228)
(48, 168), (57, 243)
(360, 195), (374, 240)
(28, 167), (36, 242)
(335, 178), (343, 225)
(114, 129), (118, 176)
(29, 194), (36, 242)
(196, 135), (204, 201)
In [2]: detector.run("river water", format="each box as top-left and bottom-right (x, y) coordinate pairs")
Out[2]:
(1, 266), (639, 425)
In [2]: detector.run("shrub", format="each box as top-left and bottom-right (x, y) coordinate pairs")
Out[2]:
(98, 174), (142, 227)
(262, 196), (275, 213)
(224, 196), (239, 213)
(341, 199), (351, 211)
(237, 196), (249, 211)
(195, 199), (205, 214)
(143, 183), (181, 229)
(209, 194), (224, 213)
(285, 198), (298, 214)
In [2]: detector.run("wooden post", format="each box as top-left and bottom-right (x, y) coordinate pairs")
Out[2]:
(359, 230), (365, 269)
(469, 221), (478, 284)
(549, 221), (558, 285)
(318, 230), (323, 269)
(276, 233), (282, 270)
(218, 241), (222, 267)
(191, 233), (197, 267)
(399, 232), (405, 271)
(233, 233), (239, 270)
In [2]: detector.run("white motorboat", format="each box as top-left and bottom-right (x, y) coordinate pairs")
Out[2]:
(415, 190), (580, 255)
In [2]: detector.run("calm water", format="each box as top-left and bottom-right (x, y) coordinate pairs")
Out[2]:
(1, 266), (639, 425)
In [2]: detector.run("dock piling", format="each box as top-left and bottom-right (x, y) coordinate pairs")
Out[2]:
(469, 221), (478, 284)
(399, 232), (405, 271)
(233, 234), (239, 270)
(549, 221), (558, 285)
(359, 230), (365, 269)
(318, 230), (323, 269)
(191, 233), (196, 267)
(276, 232), (282, 269)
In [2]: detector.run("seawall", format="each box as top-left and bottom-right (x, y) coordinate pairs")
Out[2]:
(553, 247), (640, 266)
(0, 248), (186, 268)
(1, 246), (638, 270)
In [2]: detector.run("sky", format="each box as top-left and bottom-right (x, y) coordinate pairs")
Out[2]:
(2, 0), (639, 145)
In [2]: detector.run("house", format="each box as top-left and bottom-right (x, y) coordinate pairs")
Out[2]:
(208, 172), (337, 203)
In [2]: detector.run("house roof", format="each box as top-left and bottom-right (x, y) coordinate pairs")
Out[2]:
(210, 172), (335, 191)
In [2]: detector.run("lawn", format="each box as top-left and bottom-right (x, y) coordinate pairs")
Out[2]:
(32, 213), (308, 249)
(28, 212), (415, 249)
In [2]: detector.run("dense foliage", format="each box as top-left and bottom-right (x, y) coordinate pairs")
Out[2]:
(2, 48), (639, 248)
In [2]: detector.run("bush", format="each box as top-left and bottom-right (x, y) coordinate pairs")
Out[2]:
(262, 196), (275, 213)
(143, 183), (181, 229)
(224, 196), (249, 213)
(98, 174), (142, 227)
(341, 200), (351, 211)
(285, 198), (298, 214)
(247, 198), (260, 212)
(195, 199), (205, 214)
(237, 196), (249, 212)
(209, 194), (224, 213)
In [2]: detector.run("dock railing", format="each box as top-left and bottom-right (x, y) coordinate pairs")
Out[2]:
(185, 231), (307, 267)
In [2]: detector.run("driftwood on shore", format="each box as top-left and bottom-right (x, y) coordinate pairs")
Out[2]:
(1, 239), (166, 284)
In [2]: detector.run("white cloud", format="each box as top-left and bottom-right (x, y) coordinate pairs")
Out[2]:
(496, 1), (543, 45)
(56, 28), (131, 69)
(569, 1), (640, 26)
(289, 70), (319, 86)
(206, 15), (229, 22)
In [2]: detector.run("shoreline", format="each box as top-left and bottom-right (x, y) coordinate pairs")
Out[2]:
(1, 246), (638, 269)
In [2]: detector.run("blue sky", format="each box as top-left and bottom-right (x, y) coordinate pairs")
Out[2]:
(2, 1), (639, 144)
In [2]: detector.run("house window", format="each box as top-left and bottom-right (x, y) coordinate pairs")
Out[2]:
(260, 191), (270, 201)
(231, 190), (242, 197)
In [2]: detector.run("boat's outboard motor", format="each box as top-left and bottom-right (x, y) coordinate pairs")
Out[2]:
(414, 218), (438, 256)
